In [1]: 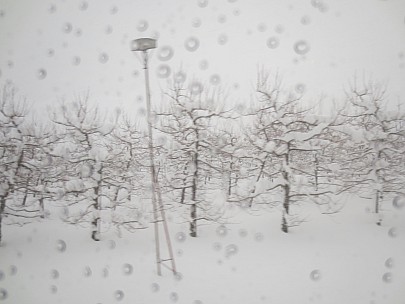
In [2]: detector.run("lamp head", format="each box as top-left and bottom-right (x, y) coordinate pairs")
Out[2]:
(131, 38), (157, 51)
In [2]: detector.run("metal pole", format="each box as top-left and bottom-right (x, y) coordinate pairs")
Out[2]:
(142, 51), (162, 276)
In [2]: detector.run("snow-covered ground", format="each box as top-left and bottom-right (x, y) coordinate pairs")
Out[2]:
(0, 195), (404, 304)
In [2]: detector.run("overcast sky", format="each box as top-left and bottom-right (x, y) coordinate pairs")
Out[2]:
(1, 0), (404, 118)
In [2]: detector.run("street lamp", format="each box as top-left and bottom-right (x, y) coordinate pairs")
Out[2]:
(131, 38), (177, 276)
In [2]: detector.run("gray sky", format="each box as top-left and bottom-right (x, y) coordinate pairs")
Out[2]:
(1, 0), (404, 118)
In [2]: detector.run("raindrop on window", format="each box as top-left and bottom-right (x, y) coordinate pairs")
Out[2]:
(275, 25), (285, 34)
(225, 244), (238, 257)
(254, 232), (264, 242)
(175, 232), (186, 243)
(216, 225), (228, 237)
(114, 290), (125, 301)
(218, 34), (228, 45)
(266, 37), (279, 49)
(311, 0), (322, 8)
(318, 2), (329, 13)
(0, 271), (4, 281)
(75, 28), (83, 37)
(0, 289), (7, 300)
(137, 20), (148, 32)
(110, 6), (118, 14)
(0, 10), (5, 18)
(257, 23), (267, 32)
(105, 25), (113, 34)
(174, 272), (183, 281)
(239, 229), (248, 237)
(9, 265), (17, 276)
(233, 9), (240, 16)
(83, 266), (92, 277)
(79, 1), (88, 10)
(393, 195), (404, 209)
(47, 49), (55, 57)
(294, 40), (310, 55)
(190, 81), (203, 94)
(197, 0), (208, 8)
(151, 283), (160, 293)
(212, 242), (222, 251)
(37, 68), (47, 80)
(170, 292), (179, 302)
(174, 71), (186, 83)
(301, 15), (311, 25)
(99, 52), (109, 64)
(51, 269), (59, 279)
(102, 267), (109, 278)
(72, 56), (81, 66)
(122, 263), (133, 275)
(157, 64), (171, 78)
(50, 285), (58, 294)
(210, 74), (221, 86)
(385, 258), (394, 268)
(158, 46), (174, 61)
(295, 83), (306, 93)
(388, 227), (397, 238)
(62, 22), (72, 34)
(310, 269), (321, 281)
(185, 37), (200, 52)
(199, 59), (209, 70)
(193, 300), (203, 304)
(382, 272), (392, 283)
(48, 5), (57, 14)
(56, 240), (66, 252)
(218, 14), (226, 23)
(192, 18), (202, 28)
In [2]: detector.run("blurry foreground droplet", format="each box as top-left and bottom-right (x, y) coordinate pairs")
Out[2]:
(174, 272), (183, 281)
(212, 242), (222, 251)
(50, 285), (58, 294)
(267, 37), (279, 49)
(216, 225), (228, 237)
(170, 292), (179, 302)
(83, 266), (92, 277)
(294, 40), (310, 55)
(0, 288), (7, 300)
(158, 46), (174, 61)
(295, 83), (306, 94)
(157, 65), (171, 78)
(114, 290), (124, 301)
(254, 232), (264, 242)
(190, 82), (203, 95)
(0, 271), (4, 281)
(218, 34), (228, 45)
(197, 0), (208, 8)
(175, 232), (186, 243)
(123, 263), (133, 275)
(210, 74), (221, 85)
(62, 22), (72, 33)
(137, 20), (148, 32)
(388, 227), (398, 238)
(225, 244), (238, 257)
(99, 53), (109, 63)
(385, 258), (394, 269)
(37, 69), (47, 80)
(382, 272), (392, 283)
(393, 196), (404, 209)
(51, 269), (59, 279)
(185, 37), (200, 52)
(56, 240), (66, 252)
(310, 269), (321, 281)
(151, 283), (160, 293)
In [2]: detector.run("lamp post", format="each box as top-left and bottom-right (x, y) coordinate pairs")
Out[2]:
(131, 38), (176, 276)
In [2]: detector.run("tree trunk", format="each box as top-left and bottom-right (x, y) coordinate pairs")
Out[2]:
(0, 195), (7, 244)
(281, 151), (290, 233)
(190, 152), (198, 237)
(375, 190), (382, 226)
(91, 166), (102, 241)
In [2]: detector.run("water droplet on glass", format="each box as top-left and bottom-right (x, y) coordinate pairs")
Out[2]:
(254, 232), (264, 242)
(158, 46), (174, 61)
(310, 269), (321, 281)
(185, 37), (200, 52)
(275, 25), (284, 34)
(137, 20), (148, 32)
(79, 1), (88, 10)
(110, 6), (118, 14)
(72, 56), (81, 66)
(216, 225), (228, 237)
(197, 0), (208, 8)
(210, 74), (221, 86)
(48, 5), (57, 14)
(190, 82), (203, 95)
(213, 242), (222, 251)
(218, 34), (228, 45)
(62, 22), (72, 34)
(388, 227), (397, 238)
(75, 28), (83, 37)
(9, 265), (17, 276)
(122, 263), (133, 275)
(56, 240), (66, 252)
(47, 49), (55, 57)
(218, 14), (226, 23)
(51, 269), (59, 279)
(170, 292), (179, 302)
(157, 65), (171, 78)
(393, 196), (404, 209)
(0, 288), (7, 300)
(0, 10), (5, 18)
(301, 15), (311, 25)
(99, 53), (109, 63)
(257, 23), (267, 32)
(114, 290), (125, 301)
(192, 18), (202, 28)
(385, 258), (394, 268)
(50, 285), (58, 294)
(105, 25), (113, 34)
(382, 272), (392, 283)
(175, 232), (186, 243)
(37, 69), (47, 80)
(151, 283), (160, 293)
(174, 71), (186, 83)
(174, 272), (183, 281)
(295, 83), (306, 94)
(225, 244), (238, 257)
(102, 267), (109, 278)
(239, 229), (247, 237)
(83, 266), (92, 277)
(199, 60), (209, 70)
(311, 0), (322, 8)
(193, 300), (203, 304)
(266, 37), (279, 49)
(294, 40), (310, 55)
